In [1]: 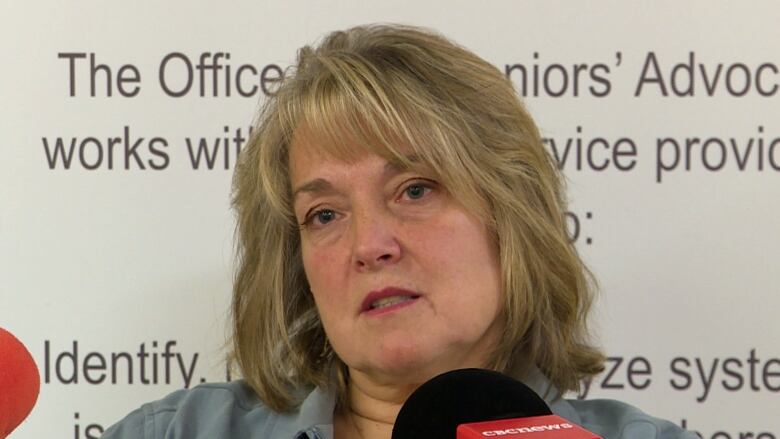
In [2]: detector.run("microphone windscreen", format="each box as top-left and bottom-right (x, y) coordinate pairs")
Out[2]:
(0, 327), (40, 438)
(392, 368), (552, 439)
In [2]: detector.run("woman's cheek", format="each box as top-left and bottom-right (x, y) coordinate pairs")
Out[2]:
(315, 214), (354, 246)
(303, 244), (347, 301)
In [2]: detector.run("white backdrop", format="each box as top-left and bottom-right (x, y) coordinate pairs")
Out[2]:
(1, 1), (778, 438)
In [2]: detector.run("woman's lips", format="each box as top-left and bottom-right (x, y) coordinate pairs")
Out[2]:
(360, 287), (421, 316)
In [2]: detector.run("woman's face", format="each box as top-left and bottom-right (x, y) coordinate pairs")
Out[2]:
(290, 134), (504, 385)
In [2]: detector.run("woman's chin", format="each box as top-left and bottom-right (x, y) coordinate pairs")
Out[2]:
(340, 331), (496, 386)
(357, 345), (468, 386)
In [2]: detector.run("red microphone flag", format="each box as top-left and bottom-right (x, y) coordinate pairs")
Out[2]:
(457, 414), (602, 439)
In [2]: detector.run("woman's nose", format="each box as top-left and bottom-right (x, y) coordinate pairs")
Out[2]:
(350, 208), (402, 272)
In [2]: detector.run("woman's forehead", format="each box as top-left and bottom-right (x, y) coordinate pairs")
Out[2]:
(289, 138), (423, 183)
(289, 123), (420, 170)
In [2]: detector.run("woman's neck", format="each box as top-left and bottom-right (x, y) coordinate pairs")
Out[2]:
(334, 370), (419, 439)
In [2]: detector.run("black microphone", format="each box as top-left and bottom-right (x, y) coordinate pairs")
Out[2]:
(392, 368), (600, 439)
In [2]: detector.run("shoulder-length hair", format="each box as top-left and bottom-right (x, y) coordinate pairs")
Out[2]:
(231, 23), (604, 412)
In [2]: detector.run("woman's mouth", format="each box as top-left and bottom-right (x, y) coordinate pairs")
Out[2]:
(370, 295), (417, 310)
(361, 287), (421, 315)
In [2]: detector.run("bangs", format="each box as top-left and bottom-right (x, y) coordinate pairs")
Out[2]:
(276, 49), (490, 221)
(292, 55), (413, 165)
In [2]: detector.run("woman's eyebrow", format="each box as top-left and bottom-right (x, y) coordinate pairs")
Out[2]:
(292, 154), (422, 201)
(292, 178), (337, 202)
(385, 154), (421, 173)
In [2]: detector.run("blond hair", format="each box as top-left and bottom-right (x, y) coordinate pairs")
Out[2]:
(231, 23), (604, 412)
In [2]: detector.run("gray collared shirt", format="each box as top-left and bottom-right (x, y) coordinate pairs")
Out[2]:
(102, 371), (697, 438)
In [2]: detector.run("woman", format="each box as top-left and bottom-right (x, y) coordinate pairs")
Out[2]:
(104, 24), (695, 439)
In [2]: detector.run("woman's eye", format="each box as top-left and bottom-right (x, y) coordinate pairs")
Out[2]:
(403, 182), (433, 200)
(314, 209), (336, 224)
(302, 209), (337, 228)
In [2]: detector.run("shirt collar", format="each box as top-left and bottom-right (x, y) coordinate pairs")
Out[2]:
(520, 366), (583, 424)
(287, 386), (336, 439)
(289, 368), (582, 438)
